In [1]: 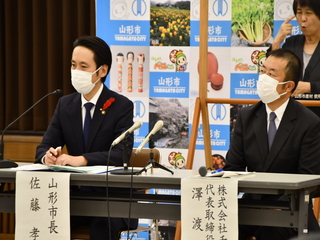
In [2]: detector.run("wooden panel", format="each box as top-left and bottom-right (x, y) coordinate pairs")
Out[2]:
(3, 135), (67, 163)
(71, 226), (90, 239)
(0, 234), (14, 240)
(3, 135), (43, 162)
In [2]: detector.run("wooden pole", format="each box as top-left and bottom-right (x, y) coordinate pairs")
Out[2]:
(199, 0), (211, 169)
(175, 1), (210, 240)
(186, 97), (200, 169)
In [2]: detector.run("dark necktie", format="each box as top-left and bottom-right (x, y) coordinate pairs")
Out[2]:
(83, 102), (94, 146)
(268, 112), (277, 150)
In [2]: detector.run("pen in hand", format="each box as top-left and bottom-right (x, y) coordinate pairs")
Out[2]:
(49, 146), (62, 157)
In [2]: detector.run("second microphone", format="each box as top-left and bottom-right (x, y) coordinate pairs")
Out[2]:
(135, 120), (163, 155)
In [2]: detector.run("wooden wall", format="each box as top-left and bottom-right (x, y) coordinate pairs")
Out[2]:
(0, 135), (43, 239)
(3, 135), (43, 162)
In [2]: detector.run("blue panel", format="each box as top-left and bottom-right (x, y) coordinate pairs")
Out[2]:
(192, 124), (230, 151)
(149, 72), (189, 98)
(103, 20), (150, 46)
(191, 20), (231, 47)
(133, 122), (149, 148)
(230, 73), (259, 99)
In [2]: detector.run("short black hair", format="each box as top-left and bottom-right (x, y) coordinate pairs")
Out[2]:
(293, 0), (320, 20)
(73, 36), (112, 83)
(267, 48), (301, 92)
(212, 154), (226, 161)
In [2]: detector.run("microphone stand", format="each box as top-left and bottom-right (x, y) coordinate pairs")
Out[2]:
(0, 89), (62, 168)
(111, 132), (140, 175)
(137, 136), (173, 175)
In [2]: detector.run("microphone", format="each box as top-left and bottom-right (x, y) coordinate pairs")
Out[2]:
(52, 89), (62, 95)
(111, 121), (142, 147)
(135, 120), (163, 155)
(0, 89), (62, 168)
(198, 166), (208, 177)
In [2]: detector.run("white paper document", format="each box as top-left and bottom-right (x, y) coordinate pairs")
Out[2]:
(12, 163), (122, 174)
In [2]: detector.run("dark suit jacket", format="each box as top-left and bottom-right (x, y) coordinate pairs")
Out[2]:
(283, 35), (320, 91)
(225, 98), (320, 231)
(35, 85), (138, 234)
(225, 98), (320, 173)
(35, 85), (134, 166)
(278, 35), (320, 117)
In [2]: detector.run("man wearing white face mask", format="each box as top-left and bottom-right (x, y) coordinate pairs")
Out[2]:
(35, 36), (138, 240)
(224, 49), (320, 240)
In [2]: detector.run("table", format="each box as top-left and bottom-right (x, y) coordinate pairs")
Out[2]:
(1, 167), (320, 236)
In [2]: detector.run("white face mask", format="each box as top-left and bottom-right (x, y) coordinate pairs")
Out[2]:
(71, 66), (102, 94)
(257, 74), (289, 104)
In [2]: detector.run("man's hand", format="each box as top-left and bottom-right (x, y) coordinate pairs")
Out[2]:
(55, 154), (88, 167)
(44, 146), (62, 165)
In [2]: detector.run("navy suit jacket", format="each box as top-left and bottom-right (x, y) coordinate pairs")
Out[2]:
(225, 98), (320, 174)
(36, 85), (134, 166)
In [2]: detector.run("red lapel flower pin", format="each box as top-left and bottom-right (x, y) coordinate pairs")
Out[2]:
(100, 97), (115, 114)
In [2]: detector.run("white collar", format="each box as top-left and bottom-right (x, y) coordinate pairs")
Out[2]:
(266, 98), (289, 122)
(81, 84), (103, 107)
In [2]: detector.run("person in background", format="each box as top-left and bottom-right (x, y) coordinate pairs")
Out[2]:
(35, 36), (137, 240)
(211, 154), (225, 170)
(269, 0), (320, 117)
(224, 48), (320, 240)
